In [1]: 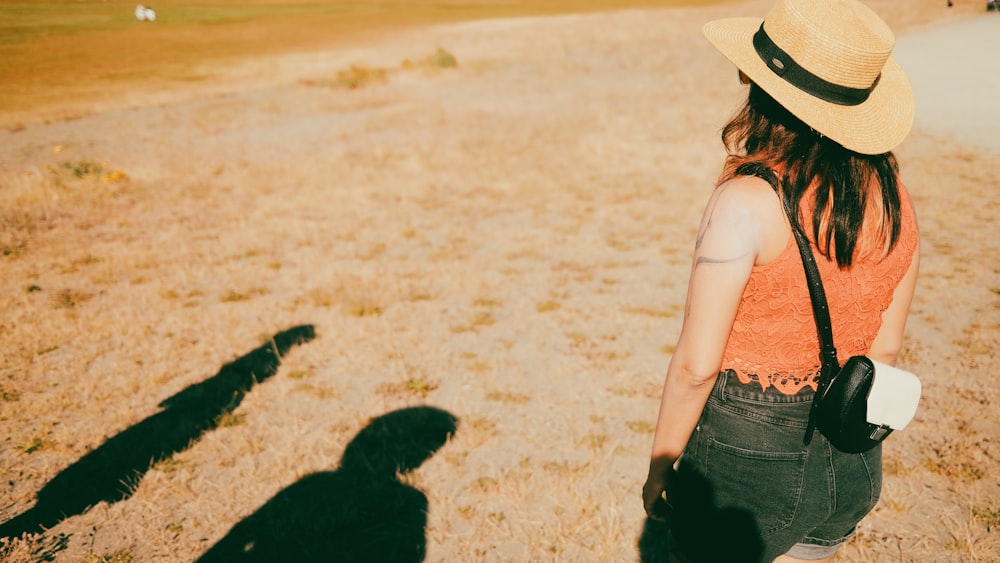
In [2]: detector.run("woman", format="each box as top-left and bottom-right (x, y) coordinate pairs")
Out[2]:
(641, 0), (920, 562)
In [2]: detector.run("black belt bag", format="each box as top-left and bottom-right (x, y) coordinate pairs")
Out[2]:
(790, 220), (922, 454)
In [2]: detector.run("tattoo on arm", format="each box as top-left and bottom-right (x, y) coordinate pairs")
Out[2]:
(695, 184), (733, 251)
(695, 217), (749, 265)
(695, 253), (749, 267)
(693, 185), (751, 267)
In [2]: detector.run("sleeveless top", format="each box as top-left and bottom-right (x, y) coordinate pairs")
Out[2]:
(721, 183), (919, 395)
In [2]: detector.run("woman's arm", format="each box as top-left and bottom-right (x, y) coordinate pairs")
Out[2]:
(643, 177), (777, 519)
(867, 239), (920, 365)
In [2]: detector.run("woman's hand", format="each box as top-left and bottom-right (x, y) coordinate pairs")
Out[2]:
(642, 176), (770, 523)
(642, 462), (677, 521)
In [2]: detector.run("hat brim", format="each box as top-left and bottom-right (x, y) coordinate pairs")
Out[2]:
(703, 17), (914, 155)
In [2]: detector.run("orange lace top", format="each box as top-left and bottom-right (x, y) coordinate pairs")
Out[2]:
(722, 184), (919, 395)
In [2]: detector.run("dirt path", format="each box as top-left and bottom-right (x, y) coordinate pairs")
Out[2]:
(894, 14), (1000, 152)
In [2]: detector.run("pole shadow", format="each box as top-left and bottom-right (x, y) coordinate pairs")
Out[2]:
(197, 405), (459, 563)
(0, 324), (316, 539)
(637, 461), (765, 563)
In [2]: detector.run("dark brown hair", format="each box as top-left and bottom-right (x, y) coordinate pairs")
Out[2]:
(718, 84), (902, 268)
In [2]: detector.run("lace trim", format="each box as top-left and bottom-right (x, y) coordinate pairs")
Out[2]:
(734, 369), (821, 395)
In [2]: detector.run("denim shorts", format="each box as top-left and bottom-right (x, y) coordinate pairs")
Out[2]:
(668, 370), (882, 563)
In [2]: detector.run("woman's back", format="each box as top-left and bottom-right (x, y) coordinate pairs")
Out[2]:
(721, 178), (920, 394)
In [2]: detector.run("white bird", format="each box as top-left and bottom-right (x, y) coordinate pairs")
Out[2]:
(135, 4), (156, 21)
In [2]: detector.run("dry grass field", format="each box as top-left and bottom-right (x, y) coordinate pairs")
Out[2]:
(1, 0), (998, 561)
(0, 0), (725, 125)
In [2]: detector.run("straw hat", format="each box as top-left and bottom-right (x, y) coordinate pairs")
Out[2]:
(703, 0), (914, 155)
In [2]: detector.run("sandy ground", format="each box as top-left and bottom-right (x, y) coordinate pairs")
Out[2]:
(1, 1), (998, 561)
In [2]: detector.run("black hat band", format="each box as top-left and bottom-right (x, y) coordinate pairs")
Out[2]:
(752, 24), (880, 106)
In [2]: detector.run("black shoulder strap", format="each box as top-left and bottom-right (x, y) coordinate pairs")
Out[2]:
(733, 164), (839, 445)
(787, 218), (840, 446)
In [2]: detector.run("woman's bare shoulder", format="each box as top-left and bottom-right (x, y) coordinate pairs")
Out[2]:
(715, 174), (778, 202)
(710, 175), (790, 262)
(711, 175), (785, 222)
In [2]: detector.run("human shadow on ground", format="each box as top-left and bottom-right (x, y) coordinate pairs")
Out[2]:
(197, 405), (458, 563)
(0, 324), (316, 539)
(637, 460), (765, 563)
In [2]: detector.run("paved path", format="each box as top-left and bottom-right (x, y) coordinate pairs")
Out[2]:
(894, 14), (1000, 153)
